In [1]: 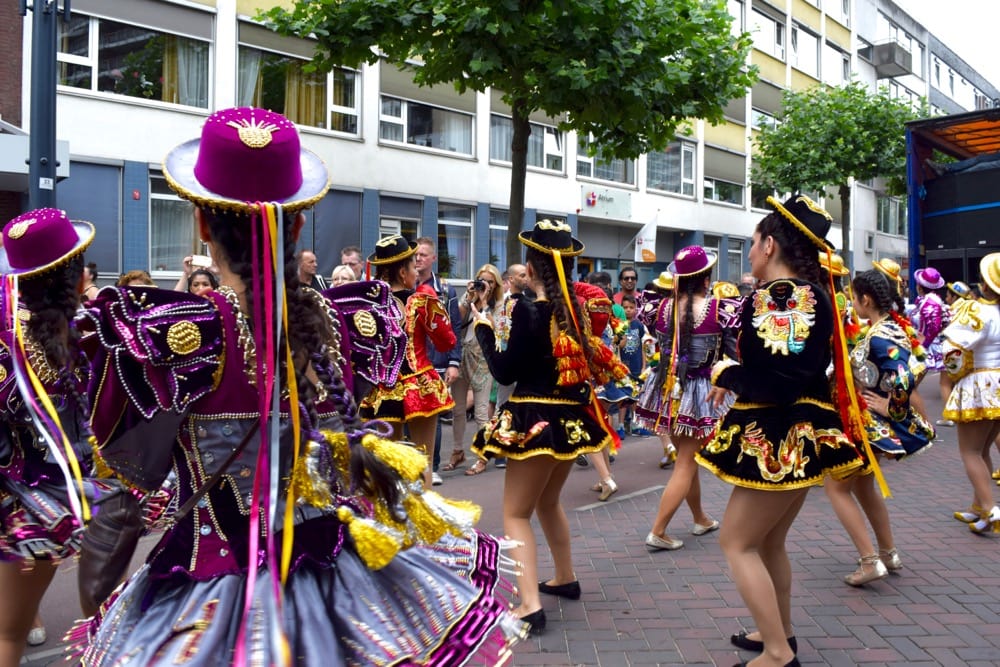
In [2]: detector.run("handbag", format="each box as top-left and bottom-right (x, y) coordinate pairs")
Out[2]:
(77, 422), (260, 617)
(77, 489), (144, 617)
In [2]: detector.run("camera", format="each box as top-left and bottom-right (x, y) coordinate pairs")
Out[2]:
(472, 279), (487, 292)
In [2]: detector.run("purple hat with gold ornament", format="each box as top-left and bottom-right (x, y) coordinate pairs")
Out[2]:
(0, 208), (94, 277)
(667, 245), (717, 277)
(914, 266), (945, 290)
(163, 107), (329, 214)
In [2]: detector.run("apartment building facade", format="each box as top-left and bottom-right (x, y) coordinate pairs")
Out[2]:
(1, 0), (997, 287)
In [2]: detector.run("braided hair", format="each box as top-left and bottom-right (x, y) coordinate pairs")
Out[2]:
(757, 212), (823, 289)
(20, 256), (85, 373)
(203, 208), (397, 503)
(526, 247), (594, 360)
(852, 269), (905, 316)
(373, 257), (410, 287)
(675, 268), (711, 372)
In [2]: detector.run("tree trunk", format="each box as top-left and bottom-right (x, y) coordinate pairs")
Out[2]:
(839, 183), (852, 271)
(506, 102), (531, 267)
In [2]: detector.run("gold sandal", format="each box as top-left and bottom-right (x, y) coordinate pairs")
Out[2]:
(465, 459), (487, 476)
(441, 450), (466, 471)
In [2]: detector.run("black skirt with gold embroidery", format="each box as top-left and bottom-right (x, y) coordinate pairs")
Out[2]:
(472, 388), (611, 461)
(694, 279), (864, 490)
(695, 398), (863, 490)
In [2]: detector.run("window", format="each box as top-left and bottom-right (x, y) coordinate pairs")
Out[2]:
(58, 12), (209, 108)
(646, 141), (696, 197)
(578, 136), (636, 185)
(727, 238), (744, 281)
(489, 210), (509, 268)
(704, 178), (744, 206)
(379, 96), (473, 155)
(830, 0), (851, 27)
(490, 116), (564, 172)
(149, 175), (195, 273)
(750, 108), (777, 130)
(438, 204), (474, 279)
(237, 46), (359, 133)
(791, 25), (819, 78)
(823, 44), (851, 86)
(750, 9), (785, 60)
(876, 196), (907, 236)
(703, 235), (722, 282)
(727, 0), (744, 35)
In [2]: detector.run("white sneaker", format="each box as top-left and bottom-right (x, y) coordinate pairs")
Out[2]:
(431, 472), (443, 486)
(27, 627), (46, 646)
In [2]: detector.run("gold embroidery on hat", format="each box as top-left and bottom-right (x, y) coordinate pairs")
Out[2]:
(376, 235), (402, 248)
(166, 320), (202, 356)
(227, 118), (279, 149)
(795, 195), (833, 221)
(536, 219), (572, 233)
(7, 218), (37, 239)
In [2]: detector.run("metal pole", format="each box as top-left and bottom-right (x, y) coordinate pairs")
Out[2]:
(25, 0), (60, 209)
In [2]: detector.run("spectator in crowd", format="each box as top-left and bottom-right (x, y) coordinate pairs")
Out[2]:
(297, 249), (327, 290)
(415, 237), (462, 484)
(340, 245), (364, 280)
(614, 266), (640, 305)
(118, 270), (156, 287)
(82, 261), (101, 301)
(187, 268), (218, 297)
(738, 271), (756, 298)
(330, 264), (357, 286)
(453, 264), (504, 476)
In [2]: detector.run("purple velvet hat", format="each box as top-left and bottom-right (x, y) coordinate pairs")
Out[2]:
(667, 245), (718, 277)
(0, 208), (94, 278)
(914, 267), (945, 290)
(163, 107), (330, 214)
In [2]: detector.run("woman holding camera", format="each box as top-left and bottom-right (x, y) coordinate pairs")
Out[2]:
(444, 264), (503, 476)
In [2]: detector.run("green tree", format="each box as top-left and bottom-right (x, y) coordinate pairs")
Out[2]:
(752, 81), (923, 269)
(263, 0), (754, 265)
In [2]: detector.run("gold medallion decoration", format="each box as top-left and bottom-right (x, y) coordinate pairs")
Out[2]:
(226, 118), (279, 149)
(0, 365), (7, 383)
(7, 218), (36, 239)
(166, 321), (202, 356)
(353, 310), (378, 338)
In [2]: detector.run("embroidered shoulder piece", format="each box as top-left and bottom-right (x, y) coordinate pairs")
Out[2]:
(751, 281), (817, 356)
(716, 297), (744, 328)
(323, 280), (406, 388)
(84, 286), (223, 420)
(0, 336), (17, 412)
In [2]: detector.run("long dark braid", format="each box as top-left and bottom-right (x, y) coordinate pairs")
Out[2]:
(20, 256), (85, 373)
(526, 247), (594, 360)
(204, 208), (398, 504)
(852, 269), (901, 314)
(757, 212), (823, 289)
(675, 269), (709, 370)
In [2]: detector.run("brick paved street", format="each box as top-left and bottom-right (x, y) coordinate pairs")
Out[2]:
(22, 382), (1000, 666)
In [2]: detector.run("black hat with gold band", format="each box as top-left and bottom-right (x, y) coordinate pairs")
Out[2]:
(766, 194), (833, 250)
(518, 219), (584, 257)
(368, 234), (417, 265)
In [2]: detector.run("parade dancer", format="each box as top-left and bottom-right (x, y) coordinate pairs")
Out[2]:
(697, 195), (866, 667)
(825, 269), (934, 586)
(0, 209), (123, 664)
(642, 246), (737, 552)
(941, 253), (1000, 534)
(471, 220), (628, 635)
(72, 107), (522, 666)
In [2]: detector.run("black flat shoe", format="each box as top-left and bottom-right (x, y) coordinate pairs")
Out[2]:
(730, 630), (798, 653)
(538, 580), (581, 600)
(519, 608), (546, 635)
(732, 659), (799, 667)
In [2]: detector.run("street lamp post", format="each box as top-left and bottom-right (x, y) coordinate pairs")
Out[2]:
(20, 0), (71, 209)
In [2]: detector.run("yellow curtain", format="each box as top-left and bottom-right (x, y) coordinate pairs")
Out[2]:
(162, 35), (178, 104)
(284, 60), (325, 128)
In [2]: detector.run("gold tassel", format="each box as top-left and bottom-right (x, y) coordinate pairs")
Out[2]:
(361, 434), (427, 482)
(402, 495), (450, 544)
(336, 506), (403, 570)
(289, 440), (334, 509)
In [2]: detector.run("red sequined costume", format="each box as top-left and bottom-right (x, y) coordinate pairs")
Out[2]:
(361, 284), (457, 422)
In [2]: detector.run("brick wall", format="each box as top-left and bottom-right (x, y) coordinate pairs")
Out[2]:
(0, 0), (23, 126)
